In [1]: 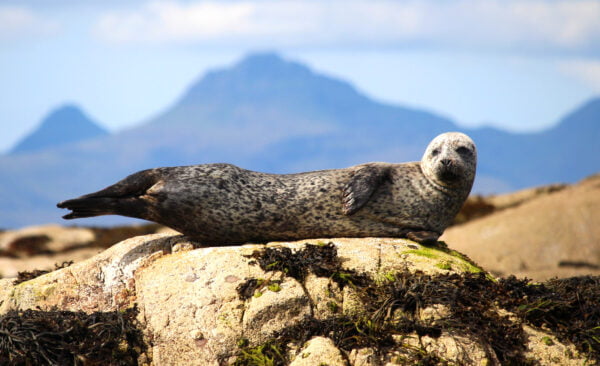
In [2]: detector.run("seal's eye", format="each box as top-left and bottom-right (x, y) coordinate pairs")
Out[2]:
(456, 146), (471, 156)
(431, 149), (440, 157)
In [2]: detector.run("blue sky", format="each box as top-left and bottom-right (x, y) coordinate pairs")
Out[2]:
(1, 0), (600, 152)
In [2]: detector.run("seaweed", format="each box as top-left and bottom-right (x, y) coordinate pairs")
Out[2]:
(237, 278), (264, 300)
(232, 340), (286, 366)
(234, 243), (599, 365)
(0, 234), (52, 257)
(244, 242), (341, 282)
(13, 261), (74, 285)
(0, 306), (145, 365)
(500, 275), (600, 361)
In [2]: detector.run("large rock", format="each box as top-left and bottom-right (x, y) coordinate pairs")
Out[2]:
(0, 234), (593, 365)
(442, 174), (600, 280)
(0, 224), (174, 279)
(0, 224), (95, 256)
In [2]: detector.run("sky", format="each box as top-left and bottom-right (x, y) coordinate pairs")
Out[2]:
(1, 0), (600, 153)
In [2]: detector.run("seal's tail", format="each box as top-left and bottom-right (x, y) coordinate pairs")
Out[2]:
(57, 169), (159, 220)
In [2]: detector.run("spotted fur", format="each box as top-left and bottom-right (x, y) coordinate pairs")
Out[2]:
(57, 132), (477, 245)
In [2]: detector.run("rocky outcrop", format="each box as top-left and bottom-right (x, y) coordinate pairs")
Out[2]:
(0, 234), (595, 365)
(0, 224), (173, 279)
(442, 174), (600, 280)
(453, 182), (567, 226)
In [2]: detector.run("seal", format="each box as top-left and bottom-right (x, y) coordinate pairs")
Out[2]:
(57, 132), (476, 245)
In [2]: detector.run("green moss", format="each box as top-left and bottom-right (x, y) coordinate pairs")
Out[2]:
(265, 262), (280, 270)
(542, 336), (554, 346)
(435, 261), (452, 270)
(332, 271), (354, 285)
(267, 283), (281, 292)
(402, 245), (486, 275)
(383, 272), (396, 282)
(237, 338), (249, 347)
(253, 291), (263, 298)
(237, 278), (266, 300)
(404, 247), (441, 260)
(327, 301), (339, 313)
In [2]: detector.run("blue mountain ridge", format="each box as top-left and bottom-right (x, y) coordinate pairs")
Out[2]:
(0, 52), (598, 228)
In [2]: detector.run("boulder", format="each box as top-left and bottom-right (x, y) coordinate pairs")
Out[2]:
(0, 234), (594, 365)
(0, 224), (173, 279)
(0, 224), (95, 257)
(442, 174), (600, 280)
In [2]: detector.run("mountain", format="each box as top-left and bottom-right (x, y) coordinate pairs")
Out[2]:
(0, 53), (598, 228)
(466, 97), (600, 189)
(10, 105), (109, 154)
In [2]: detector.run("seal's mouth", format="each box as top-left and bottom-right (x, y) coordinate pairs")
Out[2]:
(439, 169), (460, 182)
(437, 162), (462, 183)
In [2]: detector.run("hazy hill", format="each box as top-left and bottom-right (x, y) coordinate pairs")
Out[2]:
(10, 105), (108, 154)
(0, 53), (598, 228)
(467, 97), (600, 190)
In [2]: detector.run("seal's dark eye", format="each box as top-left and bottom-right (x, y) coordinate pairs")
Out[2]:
(431, 149), (440, 157)
(456, 146), (471, 156)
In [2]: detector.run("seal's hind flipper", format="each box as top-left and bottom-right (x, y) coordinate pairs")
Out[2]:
(59, 197), (118, 219)
(57, 169), (160, 220)
(342, 165), (390, 215)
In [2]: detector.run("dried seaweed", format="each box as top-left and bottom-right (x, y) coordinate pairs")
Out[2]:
(0, 306), (144, 365)
(500, 275), (600, 360)
(236, 243), (600, 365)
(13, 261), (74, 285)
(245, 242), (341, 282)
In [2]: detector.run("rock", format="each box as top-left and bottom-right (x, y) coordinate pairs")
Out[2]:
(348, 348), (377, 366)
(453, 182), (567, 226)
(0, 247), (102, 279)
(442, 175), (600, 280)
(523, 326), (582, 366)
(289, 336), (345, 366)
(242, 276), (312, 345)
(0, 234), (594, 365)
(0, 233), (179, 313)
(0, 224), (94, 256)
(0, 223), (170, 279)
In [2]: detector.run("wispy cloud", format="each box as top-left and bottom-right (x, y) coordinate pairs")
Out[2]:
(93, 0), (600, 55)
(0, 5), (59, 41)
(560, 60), (600, 92)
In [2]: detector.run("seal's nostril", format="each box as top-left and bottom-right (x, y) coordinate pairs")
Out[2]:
(441, 159), (451, 166)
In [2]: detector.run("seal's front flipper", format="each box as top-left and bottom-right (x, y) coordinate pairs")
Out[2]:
(342, 165), (390, 215)
(406, 230), (440, 245)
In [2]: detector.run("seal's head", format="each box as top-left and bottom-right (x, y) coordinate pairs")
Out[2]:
(421, 132), (477, 189)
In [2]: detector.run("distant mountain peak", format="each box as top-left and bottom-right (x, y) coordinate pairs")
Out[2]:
(10, 104), (109, 154)
(178, 52), (358, 108)
(552, 96), (600, 132)
(234, 52), (310, 75)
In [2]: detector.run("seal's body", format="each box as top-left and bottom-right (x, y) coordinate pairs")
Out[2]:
(58, 132), (477, 244)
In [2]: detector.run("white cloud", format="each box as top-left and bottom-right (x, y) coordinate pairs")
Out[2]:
(0, 5), (59, 40)
(93, 0), (600, 54)
(559, 60), (600, 92)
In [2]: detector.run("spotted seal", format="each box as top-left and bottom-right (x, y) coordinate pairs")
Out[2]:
(57, 132), (476, 244)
